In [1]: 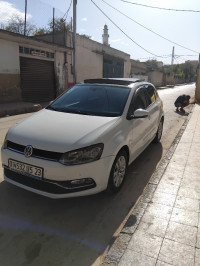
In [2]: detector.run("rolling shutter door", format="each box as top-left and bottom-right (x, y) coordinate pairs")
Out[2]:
(20, 57), (56, 102)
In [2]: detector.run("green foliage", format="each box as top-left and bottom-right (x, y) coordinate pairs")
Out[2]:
(164, 62), (197, 81)
(34, 28), (47, 36)
(5, 15), (71, 36)
(48, 18), (71, 32)
(5, 15), (36, 36)
(80, 34), (92, 39)
(34, 18), (71, 36)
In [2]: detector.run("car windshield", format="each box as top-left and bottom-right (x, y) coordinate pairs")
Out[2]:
(46, 84), (130, 117)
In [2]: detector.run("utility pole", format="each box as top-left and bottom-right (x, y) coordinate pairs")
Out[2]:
(24, 0), (27, 36)
(73, 0), (77, 84)
(171, 46), (175, 65)
(53, 8), (55, 43)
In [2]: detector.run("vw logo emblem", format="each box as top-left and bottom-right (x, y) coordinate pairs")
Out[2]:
(24, 145), (33, 157)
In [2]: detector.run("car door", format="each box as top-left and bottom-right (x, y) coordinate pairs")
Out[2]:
(145, 84), (161, 139)
(127, 86), (152, 162)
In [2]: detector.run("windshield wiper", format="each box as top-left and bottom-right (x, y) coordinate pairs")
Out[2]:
(47, 107), (94, 115)
(46, 106), (58, 111)
(64, 109), (94, 115)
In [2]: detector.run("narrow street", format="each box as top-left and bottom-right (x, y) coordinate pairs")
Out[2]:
(0, 83), (195, 266)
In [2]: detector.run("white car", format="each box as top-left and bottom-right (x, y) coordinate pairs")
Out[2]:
(1, 78), (164, 198)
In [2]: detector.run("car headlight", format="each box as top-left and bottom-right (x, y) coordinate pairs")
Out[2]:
(59, 143), (104, 165)
(2, 133), (8, 149)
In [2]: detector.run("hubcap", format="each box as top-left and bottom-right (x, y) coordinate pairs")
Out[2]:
(113, 156), (126, 187)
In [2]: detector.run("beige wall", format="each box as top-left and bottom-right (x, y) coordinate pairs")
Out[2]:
(0, 73), (21, 103)
(55, 51), (67, 95)
(76, 34), (131, 82)
(124, 60), (131, 78)
(76, 45), (103, 83)
(131, 74), (148, 82)
(148, 71), (163, 87)
(0, 39), (21, 102)
(0, 39), (20, 74)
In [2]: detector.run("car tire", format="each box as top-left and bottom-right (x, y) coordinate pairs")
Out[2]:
(107, 150), (128, 193)
(153, 118), (163, 143)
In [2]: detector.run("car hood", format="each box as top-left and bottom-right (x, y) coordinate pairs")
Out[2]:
(7, 109), (121, 152)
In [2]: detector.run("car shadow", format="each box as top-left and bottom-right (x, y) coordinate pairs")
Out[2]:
(0, 142), (163, 266)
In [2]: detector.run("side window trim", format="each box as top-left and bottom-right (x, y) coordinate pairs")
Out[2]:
(127, 86), (147, 117)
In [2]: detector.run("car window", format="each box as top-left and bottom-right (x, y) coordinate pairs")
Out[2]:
(146, 85), (157, 103)
(128, 87), (149, 114)
(47, 84), (130, 117)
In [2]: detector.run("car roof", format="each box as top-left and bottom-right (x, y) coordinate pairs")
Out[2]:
(84, 78), (143, 86)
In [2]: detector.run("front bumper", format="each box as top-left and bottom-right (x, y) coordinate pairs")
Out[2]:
(1, 148), (114, 198)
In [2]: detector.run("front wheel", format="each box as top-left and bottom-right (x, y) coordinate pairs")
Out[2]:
(153, 118), (163, 143)
(107, 150), (128, 193)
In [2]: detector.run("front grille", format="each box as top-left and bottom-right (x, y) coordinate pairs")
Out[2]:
(4, 168), (96, 194)
(7, 141), (62, 161)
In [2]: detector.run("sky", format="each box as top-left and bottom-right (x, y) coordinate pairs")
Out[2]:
(0, 0), (199, 65)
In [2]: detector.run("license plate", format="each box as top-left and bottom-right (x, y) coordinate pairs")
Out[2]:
(8, 159), (43, 179)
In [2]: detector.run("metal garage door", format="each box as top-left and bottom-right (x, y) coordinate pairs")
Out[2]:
(20, 57), (56, 102)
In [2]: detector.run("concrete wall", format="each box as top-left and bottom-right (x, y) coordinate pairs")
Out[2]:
(55, 51), (67, 95)
(76, 34), (131, 82)
(124, 60), (131, 78)
(148, 71), (164, 87)
(0, 39), (21, 102)
(165, 73), (185, 86)
(0, 30), (72, 103)
(76, 36), (103, 83)
(130, 59), (147, 75)
(131, 74), (148, 82)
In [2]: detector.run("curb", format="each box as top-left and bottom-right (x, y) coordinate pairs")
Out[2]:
(102, 105), (194, 265)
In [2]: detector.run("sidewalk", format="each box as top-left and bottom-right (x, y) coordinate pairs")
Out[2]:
(103, 104), (200, 266)
(0, 102), (49, 118)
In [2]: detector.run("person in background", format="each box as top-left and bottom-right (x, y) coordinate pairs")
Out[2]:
(174, 95), (190, 113)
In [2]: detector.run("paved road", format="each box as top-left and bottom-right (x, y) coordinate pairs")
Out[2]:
(0, 83), (195, 266)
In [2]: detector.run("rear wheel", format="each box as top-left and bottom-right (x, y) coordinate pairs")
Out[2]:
(153, 118), (163, 143)
(107, 150), (128, 193)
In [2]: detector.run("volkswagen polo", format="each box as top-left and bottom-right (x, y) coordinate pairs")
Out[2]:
(1, 78), (164, 198)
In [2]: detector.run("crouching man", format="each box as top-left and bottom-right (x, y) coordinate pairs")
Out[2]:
(174, 95), (190, 113)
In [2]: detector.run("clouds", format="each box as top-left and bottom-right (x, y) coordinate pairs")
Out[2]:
(81, 17), (87, 21)
(110, 38), (121, 43)
(110, 38), (130, 47)
(0, 1), (32, 23)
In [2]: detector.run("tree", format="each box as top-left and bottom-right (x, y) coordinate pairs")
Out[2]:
(164, 62), (196, 82)
(5, 15), (36, 36)
(80, 34), (92, 39)
(47, 18), (70, 32)
(181, 62), (195, 82)
(34, 27), (48, 36)
(34, 18), (71, 36)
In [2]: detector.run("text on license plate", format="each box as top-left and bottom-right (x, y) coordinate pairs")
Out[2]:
(8, 159), (43, 179)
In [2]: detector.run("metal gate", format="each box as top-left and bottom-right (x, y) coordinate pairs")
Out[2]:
(20, 57), (56, 102)
(103, 57), (124, 78)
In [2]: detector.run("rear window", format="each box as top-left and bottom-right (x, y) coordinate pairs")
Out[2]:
(48, 84), (130, 117)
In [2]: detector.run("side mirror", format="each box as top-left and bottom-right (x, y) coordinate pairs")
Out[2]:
(128, 109), (149, 119)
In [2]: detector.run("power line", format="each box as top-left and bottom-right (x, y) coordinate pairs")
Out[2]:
(63, 0), (72, 20)
(138, 55), (171, 60)
(101, 0), (199, 54)
(175, 54), (197, 58)
(120, 0), (200, 13)
(91, 0), (167, 58)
